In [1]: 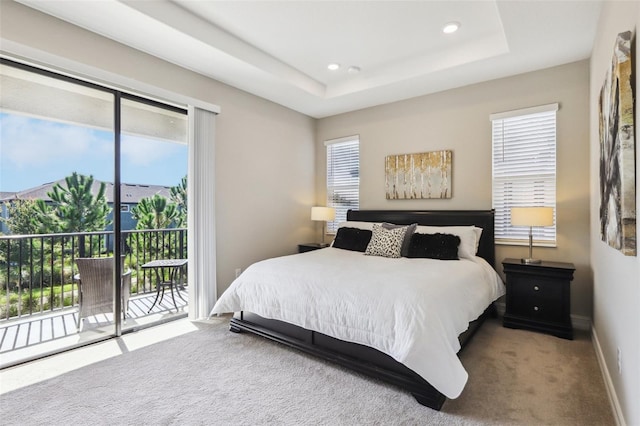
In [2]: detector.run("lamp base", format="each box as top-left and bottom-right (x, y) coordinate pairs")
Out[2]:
(521, 258), (542, 264)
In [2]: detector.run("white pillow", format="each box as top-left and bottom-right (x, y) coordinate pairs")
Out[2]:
(472, 226), (483, 252)
(336, 221), (378, 231)
(415, 225), (481, 260)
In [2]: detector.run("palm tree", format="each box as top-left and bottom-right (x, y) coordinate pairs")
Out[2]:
(48, 172), (111, 232)
(170, 176), (187, 227)
(131, 194), (179, 230)
(130, 194), (180, 262)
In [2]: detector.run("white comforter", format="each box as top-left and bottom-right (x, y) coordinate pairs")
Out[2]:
(211, 247), (505, 399)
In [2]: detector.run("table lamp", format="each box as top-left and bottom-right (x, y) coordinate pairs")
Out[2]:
(311, 206), (336, 246)
(511, 207), (554, 264)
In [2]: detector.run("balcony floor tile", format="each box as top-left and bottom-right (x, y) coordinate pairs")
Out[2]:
(0, 289), (188, 368)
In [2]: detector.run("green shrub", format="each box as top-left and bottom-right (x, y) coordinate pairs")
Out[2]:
(21, 294), (39, 313)
(7, 305), (18, 318)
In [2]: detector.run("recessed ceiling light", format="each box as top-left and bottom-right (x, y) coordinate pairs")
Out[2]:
(327, 63), (341, 71)
(442, 22), (460, 34)
(347, 66), (361, 74)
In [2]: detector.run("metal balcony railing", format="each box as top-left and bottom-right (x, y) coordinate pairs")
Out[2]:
(0, 228), (187, 321)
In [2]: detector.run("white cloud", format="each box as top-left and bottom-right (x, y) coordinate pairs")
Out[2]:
(121, 134), (182, 167)
(0, 113), (186, 191)
(0, 114), (108, 168)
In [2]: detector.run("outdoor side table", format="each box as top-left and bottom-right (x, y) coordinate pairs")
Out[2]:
(141, 259), (187, 313)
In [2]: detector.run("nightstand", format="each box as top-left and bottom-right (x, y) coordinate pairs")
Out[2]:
(502, 258), (575, 340)
(298, 243), (328, 253)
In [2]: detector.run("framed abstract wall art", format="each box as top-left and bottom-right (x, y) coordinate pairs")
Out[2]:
(599, 30), (636, 256)
(385, 150), (452, 199)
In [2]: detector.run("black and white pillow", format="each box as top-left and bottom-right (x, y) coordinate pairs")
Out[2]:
(381, 222), (417, 257)
(364, 223), (407, 258)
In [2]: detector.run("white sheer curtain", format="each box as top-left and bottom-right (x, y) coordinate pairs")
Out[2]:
(188, 106), (218, 320)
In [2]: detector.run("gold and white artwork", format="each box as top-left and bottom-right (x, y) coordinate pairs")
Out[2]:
(385, 150), (452, 200)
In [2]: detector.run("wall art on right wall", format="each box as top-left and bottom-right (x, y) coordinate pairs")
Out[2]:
(599, 30), (636, 256)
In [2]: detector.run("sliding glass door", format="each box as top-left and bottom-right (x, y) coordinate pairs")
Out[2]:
(0, 60), (118, 364)
(0, 59), (187, 366)
(120, 97), (188, 330)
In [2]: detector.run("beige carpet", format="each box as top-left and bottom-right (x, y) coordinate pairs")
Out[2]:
(0, 316), (614, 425)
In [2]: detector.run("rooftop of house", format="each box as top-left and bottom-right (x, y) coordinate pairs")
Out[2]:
(0, 192), (16, 200)
(0, 179), (172, 204)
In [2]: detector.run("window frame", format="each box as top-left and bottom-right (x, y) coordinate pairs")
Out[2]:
(491, 103), (558, 246)
(325, 135), (360, 234)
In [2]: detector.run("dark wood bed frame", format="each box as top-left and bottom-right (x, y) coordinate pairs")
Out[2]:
(229, 210), (496, 410)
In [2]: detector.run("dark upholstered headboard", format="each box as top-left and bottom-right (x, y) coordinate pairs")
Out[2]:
(346, 210), (495, 267)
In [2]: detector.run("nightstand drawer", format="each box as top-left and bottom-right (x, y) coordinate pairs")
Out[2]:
(508, 294), (563, 323)
(510, 278), (560, 299)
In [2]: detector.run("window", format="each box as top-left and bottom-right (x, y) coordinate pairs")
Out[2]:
(491, 104), (558, 245)
(326, 136), (359, 233)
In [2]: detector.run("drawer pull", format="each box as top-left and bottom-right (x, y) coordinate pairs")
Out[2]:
(533, 285), (540, 291)
(533, 306), (539, 311)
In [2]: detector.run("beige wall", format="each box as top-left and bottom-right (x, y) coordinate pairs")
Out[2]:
(317, 61), (592, 320)
(0, 2), (317, 295)
(590, 2), (640, 425)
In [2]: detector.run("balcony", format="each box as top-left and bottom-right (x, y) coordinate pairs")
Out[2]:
(0, 228), (187, 367)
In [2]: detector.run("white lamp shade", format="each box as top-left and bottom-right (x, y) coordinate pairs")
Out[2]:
(311, 206), (336, 221)
(511, 207), (554, 227)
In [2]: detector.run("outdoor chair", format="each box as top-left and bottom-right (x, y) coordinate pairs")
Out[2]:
(75, 257), (131, 330)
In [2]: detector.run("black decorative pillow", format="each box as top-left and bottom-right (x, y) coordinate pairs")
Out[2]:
(332, 227), (373, 252)
(407, 233), (461, 260)
(381, 222), (417, 257)
(365, 224), (407, 258)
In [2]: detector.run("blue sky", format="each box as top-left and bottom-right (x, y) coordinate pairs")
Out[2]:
(0, 113), (187, 192)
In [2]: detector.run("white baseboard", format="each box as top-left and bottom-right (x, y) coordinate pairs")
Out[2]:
(493, 302), (591, 331)
(571, 314), (591, 331)
(592, 326), (626, 426)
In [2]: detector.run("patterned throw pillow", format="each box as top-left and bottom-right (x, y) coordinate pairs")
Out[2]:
(365, 223), (407, 258)
(381, 222), (418, 257)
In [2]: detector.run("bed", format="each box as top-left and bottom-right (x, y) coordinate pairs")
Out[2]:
(211, 210), (504, 410)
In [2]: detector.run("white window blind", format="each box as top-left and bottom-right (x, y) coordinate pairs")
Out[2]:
(326, 136), (359, 233)
(491, 104), (557, 244)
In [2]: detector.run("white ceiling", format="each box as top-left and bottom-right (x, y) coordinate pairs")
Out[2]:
(17, 0), (603, 118)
